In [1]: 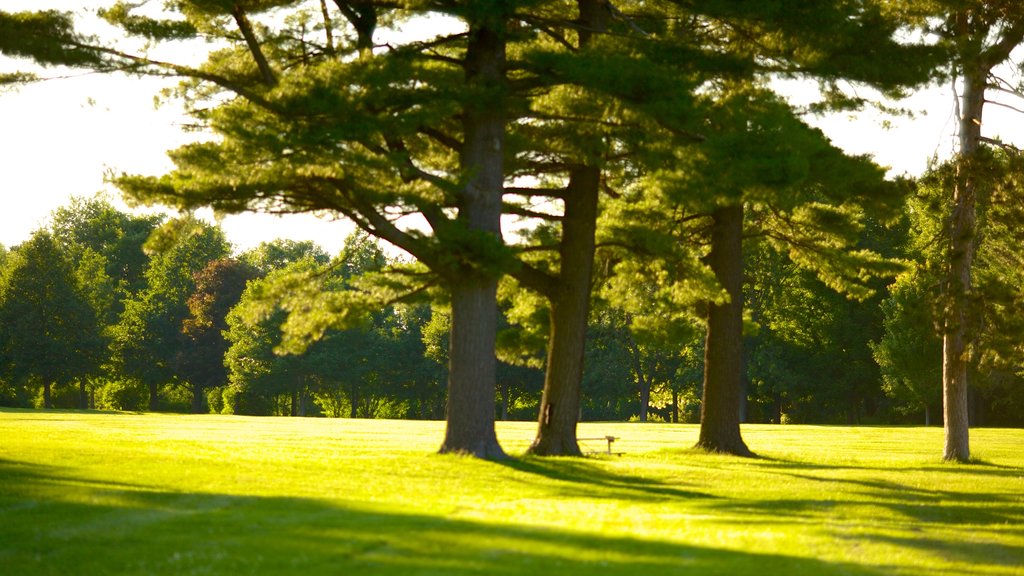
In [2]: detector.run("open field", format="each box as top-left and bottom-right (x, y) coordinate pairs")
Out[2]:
(0, 409), (1022, 575)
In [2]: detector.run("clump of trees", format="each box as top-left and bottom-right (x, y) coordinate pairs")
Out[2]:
(3, 1), (1024, 463)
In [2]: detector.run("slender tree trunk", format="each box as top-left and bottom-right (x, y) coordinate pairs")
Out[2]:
(43, 382), (52, 409)
(528, 167), (600, 456)
(192, 382), (204, 414)
(639, 376), (651, 422)
(671, 389), (679, 423)
(696, 204), (753, 456)
(498, 381), (509, 421)
(439, 17), (507, 459)
(148, 382), (158, 412)
(79, 381), (88, 410)
(943, 66), (985, 462)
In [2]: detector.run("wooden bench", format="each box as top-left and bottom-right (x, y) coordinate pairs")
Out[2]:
(579, 435), (620, 455)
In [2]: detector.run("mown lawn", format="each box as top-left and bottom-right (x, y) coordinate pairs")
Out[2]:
(0, 409), (1021, 575)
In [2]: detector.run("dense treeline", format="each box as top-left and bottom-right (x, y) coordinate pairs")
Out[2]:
(1, 195), (1021, 427)
(4, 1), (1024, 461)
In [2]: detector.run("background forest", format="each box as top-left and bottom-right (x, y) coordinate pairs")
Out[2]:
(1, 192), (1021, 428)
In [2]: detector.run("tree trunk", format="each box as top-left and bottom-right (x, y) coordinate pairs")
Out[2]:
(943, 65), (985, 463)
(79, 381), (88, 410)
(148, 382), (158, 412)
(439, 17), (507, 459)
(638, 374), (651, 423)
(696, 203), (753, 456)
(671, 389), (679, 423)
(192, 382), (204, 414)
(441, 277), (504, 457)
(528, 167), (600, 456)
(43, 382), (52, 409)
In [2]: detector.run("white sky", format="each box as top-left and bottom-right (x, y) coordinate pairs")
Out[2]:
(1, 2), (1022, 255)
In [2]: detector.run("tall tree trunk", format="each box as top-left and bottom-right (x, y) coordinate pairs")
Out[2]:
(528, 167), (599, 456)
(439, 17), (507, 459)
(696, 203), (753, 456)
(192, 382), (204, 414)
(943, 66), (984, 462)
(671, 389), (679, 423)
(639, 376), (651, 422)
(43, 382), (52, 409)
(79, 381), (88, 410)
(148, 382), (158, 412)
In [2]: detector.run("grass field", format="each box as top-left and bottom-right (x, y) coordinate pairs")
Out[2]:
(1, 409), (1022, 575)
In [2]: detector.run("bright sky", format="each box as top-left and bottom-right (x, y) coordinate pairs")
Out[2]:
(1, 3), (1022, 255)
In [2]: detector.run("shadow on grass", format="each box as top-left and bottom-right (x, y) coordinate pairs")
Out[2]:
(683, 456), (1024, 570)
(749, 457), (1024, 523)
(497, 457), (714, 501)
(0, 458), (884, 576)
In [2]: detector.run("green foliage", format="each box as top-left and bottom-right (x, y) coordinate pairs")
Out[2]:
(0, 10), (108, 76)
(92, 378), (148, 412)
(0, 231), (105, 408)
(871, 270), (942, 421)
(110, 217), (230, 408)
(239, 238), (330, 274)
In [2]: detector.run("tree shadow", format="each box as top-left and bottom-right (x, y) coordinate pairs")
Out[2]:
(0, 458), (887, 576)
(684, 456), (1024, 570)
(497, 456), (715, 501)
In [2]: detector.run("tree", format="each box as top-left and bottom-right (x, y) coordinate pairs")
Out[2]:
(227, 232), (416, 418)
(70, 0), (522, 458)
(891, 2), (1024, 461)
(110, 218), (230, 410)
(239, 239), (330, 276)
(872, 270), (943, 424)
(177, 258), (257, 412)
(0, 231), (104, 408)
(49, 196), (161, 299)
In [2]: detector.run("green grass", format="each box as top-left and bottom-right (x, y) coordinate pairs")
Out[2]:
(1, 409), (1022, 575)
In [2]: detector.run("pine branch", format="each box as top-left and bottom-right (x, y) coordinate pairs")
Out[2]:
(503, 203), (563, 221)
(504, 186), (567, 199)
(230, 5), (277, 87)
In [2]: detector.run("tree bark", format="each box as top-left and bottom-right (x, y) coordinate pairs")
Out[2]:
(671, 389), (679, 423)
(696, 203), (753, 456)
(148, 382), (158, 412)
(528, 167), (600, 456)
(942, 65), (983, 462)
(639, 376), (651, 422)
(438, 17), (507, 459)
(192, 381), (205, 414)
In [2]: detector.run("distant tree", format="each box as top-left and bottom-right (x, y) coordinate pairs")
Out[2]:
(239, 239), (330, 276)
(226, 232), (406, 417)
(0, 231), (104, 408)
(110, 218), (230, 410)
(177, 258), (257, 413)
(872, 270), (942, 424)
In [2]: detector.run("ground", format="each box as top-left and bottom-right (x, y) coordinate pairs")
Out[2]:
(0, 410), (1021, 575)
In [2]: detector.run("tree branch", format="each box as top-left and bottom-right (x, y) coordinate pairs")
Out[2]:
(230, 5), (277, 87)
